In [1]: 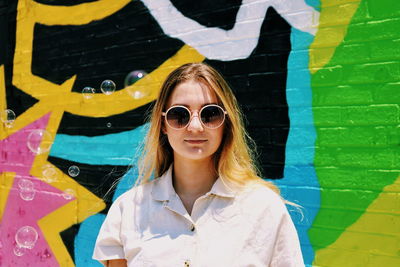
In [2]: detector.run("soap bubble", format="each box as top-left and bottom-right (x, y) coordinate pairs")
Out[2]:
(129, 90), (149, 99)
(27, 130), (52, 155)
(82, 87), (95, 99)
(18, 178), (35, 200)
(68, 165), (80, 177)
(20, 187), (35, 201)
(100, 80), (116, 95)
(125, 70), (151, 99)
(18, 178), (33, 190)
(42, 164), (57, 183)
(124, 70), (147, 87)
(1, 109), (16, 128)
(62, 188), (75, 200)
(14, 245), (27, 256)
(15, 226), (38, 249)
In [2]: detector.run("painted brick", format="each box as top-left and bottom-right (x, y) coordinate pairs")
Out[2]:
(373, 82), (400, 104)
(336, 147), (398, 169)
(314, 166), (393, 190)
(318, 125), (399, 146)
(367, 0), (400, 19)
(341, 105), (399, 126)
(313, 84), (374, 106)
(1, 0), (399, 266)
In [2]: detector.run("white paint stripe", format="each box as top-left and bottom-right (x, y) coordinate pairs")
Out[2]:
(141, 0), (319, 61)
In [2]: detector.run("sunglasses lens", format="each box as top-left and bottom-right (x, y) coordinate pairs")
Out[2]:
(166, 107), (190, 128)
(201, 106), (225, 128)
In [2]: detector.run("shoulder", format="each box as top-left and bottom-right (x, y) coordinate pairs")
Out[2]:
(110, 179), (156, 209)
(237, 181), (287, 216)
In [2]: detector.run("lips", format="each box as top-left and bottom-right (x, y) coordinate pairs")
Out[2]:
(184, 140), (207, 144)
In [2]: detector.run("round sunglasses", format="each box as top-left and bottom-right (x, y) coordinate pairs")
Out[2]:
(162, 104), (227, 130)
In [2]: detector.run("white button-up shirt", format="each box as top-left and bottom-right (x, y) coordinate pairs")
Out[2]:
(93, 165), (304, 266)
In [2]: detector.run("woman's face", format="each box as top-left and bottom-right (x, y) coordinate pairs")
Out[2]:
(163, 79), (225, 163)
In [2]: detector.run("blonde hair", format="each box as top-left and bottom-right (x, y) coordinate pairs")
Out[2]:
(136, 62), (281, 195)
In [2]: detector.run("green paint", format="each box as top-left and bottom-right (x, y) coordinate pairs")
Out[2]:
(310, 0), (400, 249)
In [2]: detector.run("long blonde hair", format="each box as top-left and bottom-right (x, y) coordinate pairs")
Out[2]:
(137, 62), (280, 195)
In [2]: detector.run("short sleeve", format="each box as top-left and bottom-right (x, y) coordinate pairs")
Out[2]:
(270, 207), (304, 267)
(92, 198), (126, 265)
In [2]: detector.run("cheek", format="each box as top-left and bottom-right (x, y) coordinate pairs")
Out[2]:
(211, 128), (224, 149)
(165, 131), (182, 148)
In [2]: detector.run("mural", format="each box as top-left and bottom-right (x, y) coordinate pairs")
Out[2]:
(0, 0), (399, 266)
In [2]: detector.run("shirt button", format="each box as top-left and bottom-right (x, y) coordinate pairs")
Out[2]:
(184, 260), (191, 266)
(190, 224), (195, 232)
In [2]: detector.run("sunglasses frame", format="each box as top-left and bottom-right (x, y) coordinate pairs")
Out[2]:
(162, 104), (228, 130)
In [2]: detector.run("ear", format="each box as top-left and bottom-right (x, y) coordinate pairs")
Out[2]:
(161, 123), (167, 135)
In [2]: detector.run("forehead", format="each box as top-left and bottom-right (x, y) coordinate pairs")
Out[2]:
(166, 80), (218, 108)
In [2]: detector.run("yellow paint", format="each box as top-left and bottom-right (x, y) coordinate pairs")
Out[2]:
(33, 0), (131, 25)
(0, 99), (58, 139)
(38, 200), (78, 266)
(0, 172), (16, 220)
(65, 45), (205, 117)
(13, 0), (205, 118)
(309, 0), (361, 73)
(313, 175), (400, 266)
(0, 65), (5, 113)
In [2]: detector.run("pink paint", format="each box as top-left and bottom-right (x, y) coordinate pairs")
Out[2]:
(0, 114), (75, 266)
(0, 113), (50, 175)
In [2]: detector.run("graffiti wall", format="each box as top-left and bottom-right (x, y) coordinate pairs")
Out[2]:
(0, 0), (399, 266)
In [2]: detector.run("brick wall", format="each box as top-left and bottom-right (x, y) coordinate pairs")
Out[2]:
(0, 0), (399, 266)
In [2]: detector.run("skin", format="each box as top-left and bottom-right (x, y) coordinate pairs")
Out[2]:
(163, 79), (224, 214)
(105, 259), (127, 267)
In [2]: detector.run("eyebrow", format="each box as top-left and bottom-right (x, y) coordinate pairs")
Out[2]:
(170, 102), (219, 108)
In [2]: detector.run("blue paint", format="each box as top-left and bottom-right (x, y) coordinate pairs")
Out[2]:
(306, 0), (321, 11)
(272, 28), (320, 266)
(49, 124), (149, 166)
(75, 214), (106, 267)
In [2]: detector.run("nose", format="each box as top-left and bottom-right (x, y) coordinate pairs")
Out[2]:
(187, 113), (204, 132)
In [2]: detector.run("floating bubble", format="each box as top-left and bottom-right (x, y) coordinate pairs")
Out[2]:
(18, 179), (35, 201)
(20, 187), (35, 201)
(13, 245), (27, 256)
(129, 90), (149, 99)
(41, 164), (57, 183)
(124, 70), (147, 87)
(100, 80), (116, 95)
(15, 226), (38, 249)
(82, 87), (95, 99)
(27, 130), (52, 155)
(106, 122), (112, 128)
(18, 178), (33, 190)
(1, 109), (16, 128)
(62, 188), (75, 200)
(125, 70), (151, 99)
(68, 165), (80, 177)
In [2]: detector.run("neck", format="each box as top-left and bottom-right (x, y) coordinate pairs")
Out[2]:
(172, 157), (218, 198)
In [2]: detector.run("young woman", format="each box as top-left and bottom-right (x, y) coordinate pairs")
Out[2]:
(93, 63), (304, 266)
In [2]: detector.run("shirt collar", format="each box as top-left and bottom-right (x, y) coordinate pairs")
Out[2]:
(151, 164), (237, 201)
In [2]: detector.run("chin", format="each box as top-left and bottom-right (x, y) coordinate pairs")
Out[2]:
(177, 148), (216, 162)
